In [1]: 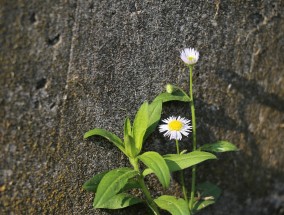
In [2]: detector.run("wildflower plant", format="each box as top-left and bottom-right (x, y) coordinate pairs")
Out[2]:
(83, 48), (238, 215)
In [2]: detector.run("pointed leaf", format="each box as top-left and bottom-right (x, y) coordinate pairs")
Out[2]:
(133, 102), (149, 152)
(93, 168), (138, 208)
(144, 100), (162, 141)
(84, 128), (125, 153)
(124, 117), (137, 157)
(83, 172), (140, 194)
(83, 170), (109, 193)
(200, 141), (238, 152)
(153, 87), (191, 103)
(164, 151), (217, 172)
(154, 195), (190, 215)
(143, 151), (216, 176)
(124, 117), (132, 141)
(124, 134), (138, 158)
(97, 193), (143, 209)
(139, 151), (170, 189)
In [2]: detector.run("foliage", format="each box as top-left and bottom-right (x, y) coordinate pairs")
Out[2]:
(82, 48), (238, 214)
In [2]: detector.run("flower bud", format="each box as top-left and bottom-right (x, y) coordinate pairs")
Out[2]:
(166, 84), (174, 94)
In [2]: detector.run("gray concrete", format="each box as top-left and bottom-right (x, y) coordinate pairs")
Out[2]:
(1, 0), (283, 214)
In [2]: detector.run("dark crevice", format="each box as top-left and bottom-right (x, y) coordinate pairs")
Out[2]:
(89, 2), (94, 10)
(50, 102), (56, 109)
(36, 78), (47, 90)
(29, 12), (36, 23)
(47, 34), (60, 46)
(129, 2), (137, 13)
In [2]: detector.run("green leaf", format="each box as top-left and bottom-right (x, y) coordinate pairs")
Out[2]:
(144, 100), (162, 141)
(84, 128), (125, 154)
(164, 151), (217, 172)
(119, 178), (141, 192)
(124, 117), (132, 141)
(153, 87), (190, 103)
(143, 151), (216, 176)
(142, 168), (153, 177)
(192, 182), (221, 212)
(193, 199), (215, 211)
(124, 117), (137, 157)
(93, 168), (138, 208)
(98, 193), (143, 209)
(138, 151), (170, 189)
(200, 141), (238, 152)
(133, 102), (149, 153)
(82, 171), (109, 193)
(154, 195), (190, 215)
(124, 134), (137, 158)
(197, 182), (221, 199)
(83, 171), (140, 194)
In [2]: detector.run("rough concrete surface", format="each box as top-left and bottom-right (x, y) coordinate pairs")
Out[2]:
(1, 0), (283, 214)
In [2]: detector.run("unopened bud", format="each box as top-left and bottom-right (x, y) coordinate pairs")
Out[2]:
(166, 84), (174, 94)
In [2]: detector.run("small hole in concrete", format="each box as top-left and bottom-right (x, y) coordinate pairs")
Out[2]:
(36, 78), (47, 89)
(89, 2), (94, 10)
(47, 34), (60, 46)
(29, 12), (36, 23)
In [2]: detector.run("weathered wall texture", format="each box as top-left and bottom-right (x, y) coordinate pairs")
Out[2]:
(1, 0), (283, 214)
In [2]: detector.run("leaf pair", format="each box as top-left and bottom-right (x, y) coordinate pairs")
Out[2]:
(124, 100), (163, 157)
(83, 168), (142, 209)
(84, 100), (162, 158)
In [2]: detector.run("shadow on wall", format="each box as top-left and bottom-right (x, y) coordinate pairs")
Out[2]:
(194, 69), (284, 213)
(216, 69), (284, 113)
(85, 70), (284, 214)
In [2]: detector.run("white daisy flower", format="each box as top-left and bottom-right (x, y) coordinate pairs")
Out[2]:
(159, 116), (192, 140)
(180, 48), (199, 65)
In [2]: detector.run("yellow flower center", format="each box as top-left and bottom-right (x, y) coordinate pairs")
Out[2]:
(168, 120), (183, 131)
(187, 56), (195, 61)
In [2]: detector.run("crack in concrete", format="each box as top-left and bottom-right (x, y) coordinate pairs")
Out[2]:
(246, 14), (280, 41)
(57, 0), (79, 150)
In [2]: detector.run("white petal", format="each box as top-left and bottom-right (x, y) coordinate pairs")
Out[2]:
(181, 55), (190, 64)
(180, 130), (189, 137)
(177, 132), (182, 140)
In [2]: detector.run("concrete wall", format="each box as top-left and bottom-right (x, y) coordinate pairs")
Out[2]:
(1, 0), (283, 214)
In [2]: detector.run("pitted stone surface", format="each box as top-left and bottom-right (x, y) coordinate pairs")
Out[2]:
(1, 0), (283, 214)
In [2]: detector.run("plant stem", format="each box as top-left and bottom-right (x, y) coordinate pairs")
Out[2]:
(138, 176), (160, 215)
(176, 139), (188, 202)
(189, 65), (197, 151)
(189, 65), (197, 210)
(131, 158), (160, 215)
(175, 139), (180, 154)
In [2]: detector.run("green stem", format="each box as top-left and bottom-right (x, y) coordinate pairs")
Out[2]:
(176, 139), (188, 202)
(189, 65), (197, 151)
(175, 139), (180, 154)
(131, 158), (160, 215)
(189, 65), (197, 210)
(190, 166), (196, 210)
